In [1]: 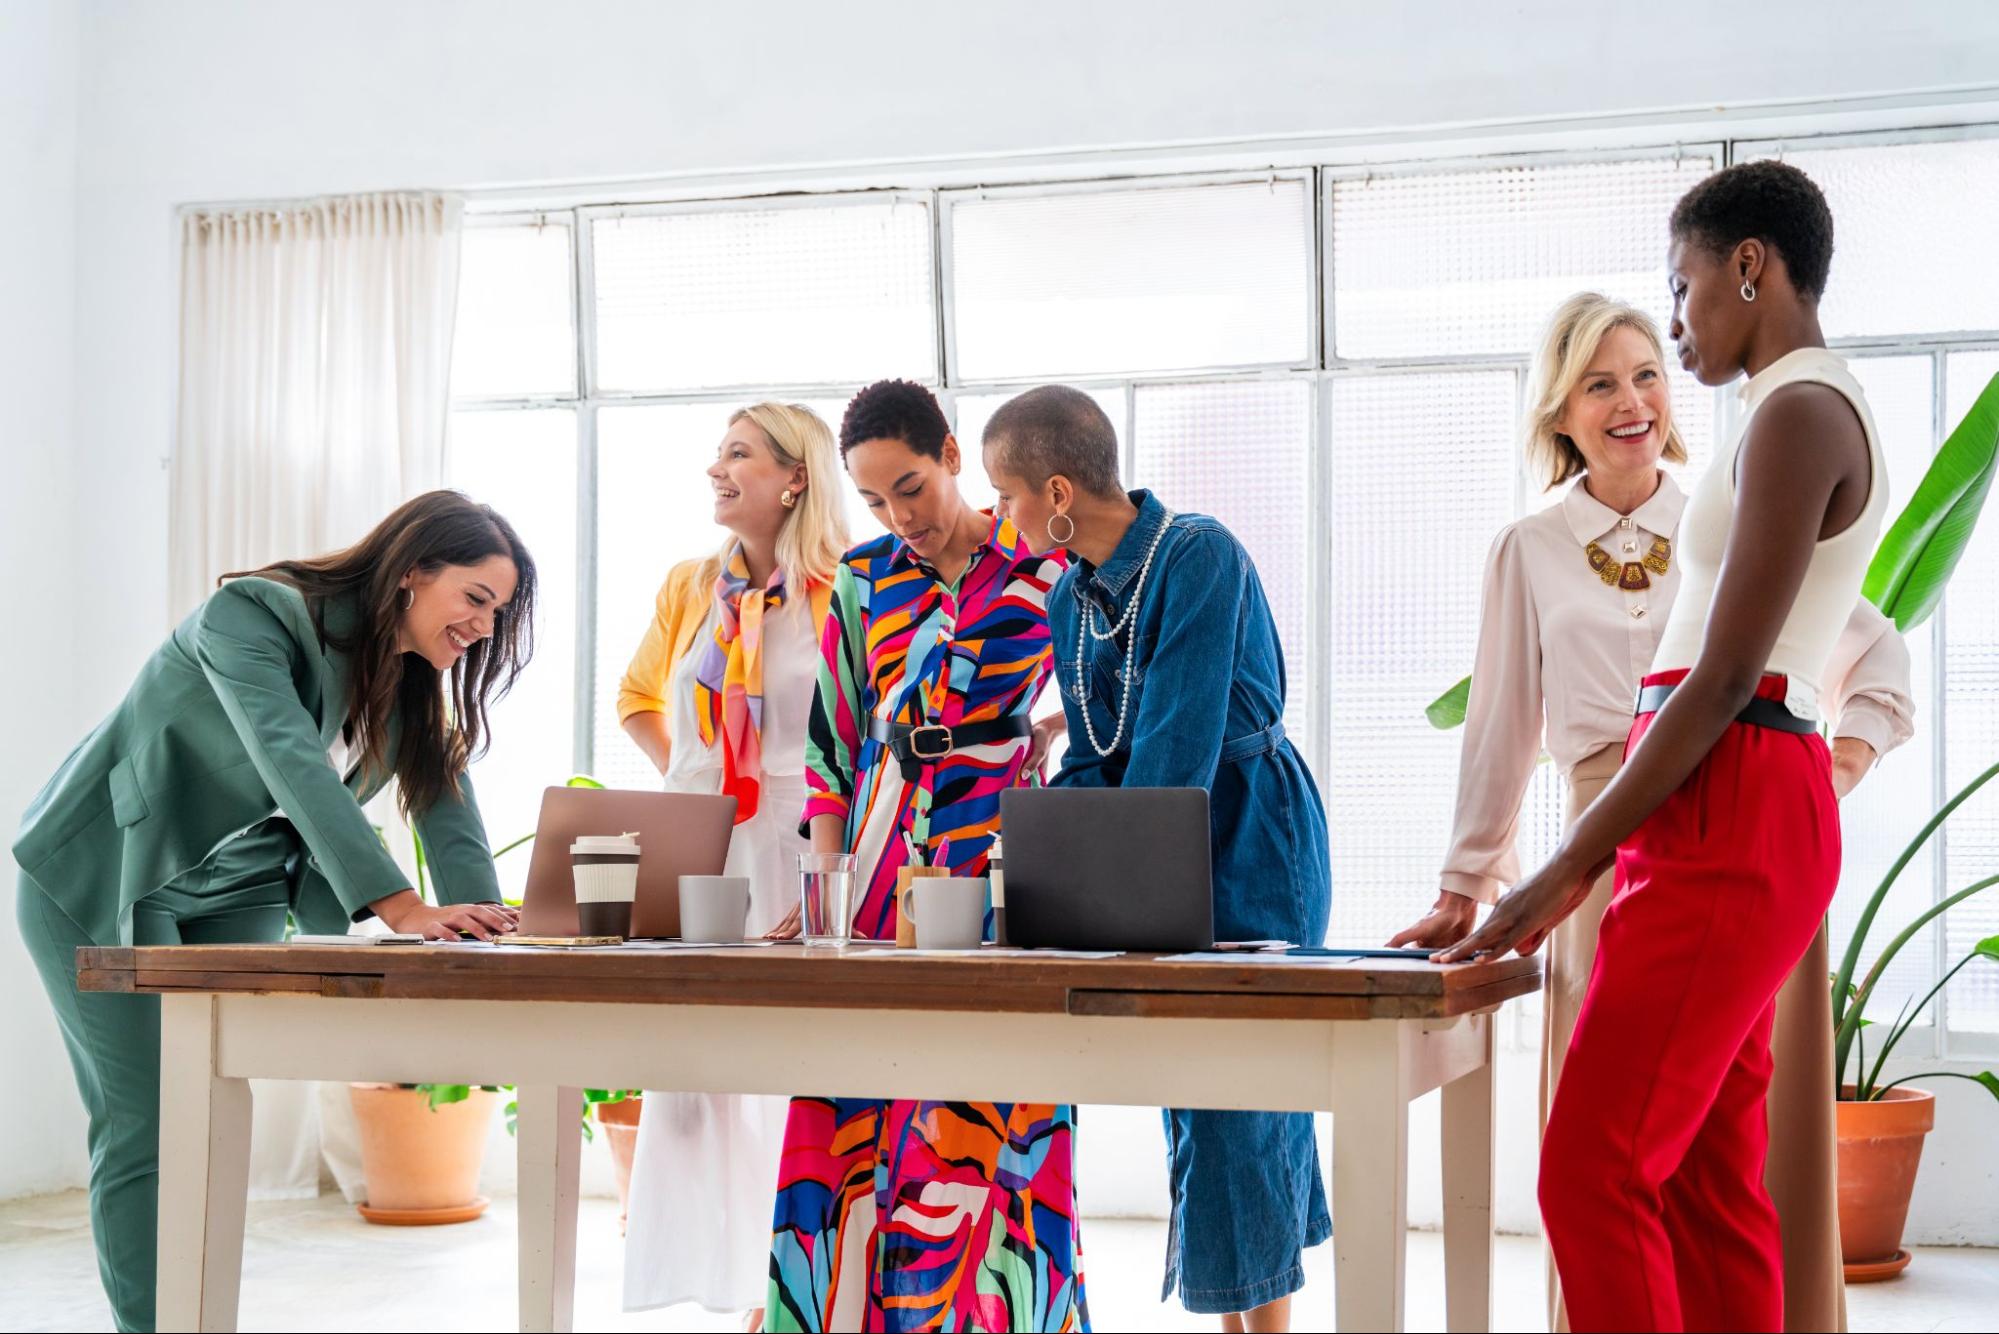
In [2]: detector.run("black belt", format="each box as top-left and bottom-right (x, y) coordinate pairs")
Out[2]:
(1634, 681), (1819, 735)
(867, 714), (1035, 782)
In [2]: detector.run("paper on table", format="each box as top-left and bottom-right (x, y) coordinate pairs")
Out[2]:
(1157, 951), (1356, 964)
(613, 939), (783, 950)
(490, 938), (784, 951)
(843, 946), (1124, 959)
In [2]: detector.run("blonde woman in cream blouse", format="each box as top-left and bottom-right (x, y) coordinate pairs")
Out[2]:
(1390, 293), (1913, 1334)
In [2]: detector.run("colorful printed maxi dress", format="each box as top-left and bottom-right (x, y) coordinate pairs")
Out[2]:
(769, 515), (1086, 1333)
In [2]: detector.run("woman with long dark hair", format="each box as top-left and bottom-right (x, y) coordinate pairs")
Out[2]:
(12, 490), (536, 1332)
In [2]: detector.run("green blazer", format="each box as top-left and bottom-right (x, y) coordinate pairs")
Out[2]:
(13, 577), (501, 943)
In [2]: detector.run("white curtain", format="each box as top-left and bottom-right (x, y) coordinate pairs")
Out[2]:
(169, 192), (463, 1196)
(170, 191), (464, 619)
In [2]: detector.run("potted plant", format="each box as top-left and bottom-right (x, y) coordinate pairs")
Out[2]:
(349, 1082), (502, 1225)
(1827, 367), (1999, 1279)
(1828, 765), (1999, 1279)
(345, 775), (609, 1224)
(584, 1089), (646, 1232)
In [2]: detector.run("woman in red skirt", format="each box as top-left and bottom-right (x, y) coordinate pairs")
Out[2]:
(1437, 159), (1889, 1333)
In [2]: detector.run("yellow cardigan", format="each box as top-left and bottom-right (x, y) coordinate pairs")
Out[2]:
(615, 557), (833, 758)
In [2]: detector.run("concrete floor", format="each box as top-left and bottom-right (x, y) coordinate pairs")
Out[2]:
(3, 1189), (1993, 1332)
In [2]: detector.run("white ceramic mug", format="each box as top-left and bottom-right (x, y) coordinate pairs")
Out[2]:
(678, 875), (751, 944)
(906, 877), (987, 951)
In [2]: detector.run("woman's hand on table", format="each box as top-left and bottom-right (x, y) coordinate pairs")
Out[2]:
(1386, 890), (1479, 949)
(1830, 736), (1879, 800)
(1430, 853), (1606, 963)
(370, 890), (518, 941)
(763, 906), (802, 940)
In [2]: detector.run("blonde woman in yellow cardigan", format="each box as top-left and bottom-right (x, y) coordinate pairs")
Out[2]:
(616, 403), (847, 1324)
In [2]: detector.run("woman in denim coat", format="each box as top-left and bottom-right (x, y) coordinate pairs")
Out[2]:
(982, 385), (1332, 1332)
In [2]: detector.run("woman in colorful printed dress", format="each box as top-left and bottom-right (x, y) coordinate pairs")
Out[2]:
(981, 385), (1332, 1333)
(768, 380), (1083, 1333)
(1388, 293), (1912, 1333)
(617, 404), (848, 1326)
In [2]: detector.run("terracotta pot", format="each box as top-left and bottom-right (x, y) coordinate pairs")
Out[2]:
(348, 1084), (498, 1225)
(1836, 1085), (1935, 1280)
(595, 1095), (643, 1234)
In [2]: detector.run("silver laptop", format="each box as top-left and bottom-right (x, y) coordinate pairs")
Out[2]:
(999, 787), (1213, 952)
(518, 787), (735, 938)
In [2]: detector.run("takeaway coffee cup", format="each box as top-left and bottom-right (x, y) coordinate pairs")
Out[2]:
(571, 832), (641, 939)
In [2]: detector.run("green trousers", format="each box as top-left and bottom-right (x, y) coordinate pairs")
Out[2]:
(17, 825), (295, 1333)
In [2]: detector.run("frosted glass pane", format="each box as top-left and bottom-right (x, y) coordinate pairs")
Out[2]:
(1943, 350), (1999, 1036)
(1325, 371), (1519, 945)
(592, 200), (936, 392)
(1331, 155), (1715, 360)
(1762, 138), (1999, 340)
(445, 408), (577, 899)
(1130, 380), (1313, 746)
(1828, 356), (1939, 1036)
(949, 179), (1313, 379)
(452, 223), (575, 399)
(593, 405), (765, 791)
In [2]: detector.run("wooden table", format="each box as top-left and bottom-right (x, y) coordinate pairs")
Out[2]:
(78, 943), (1538, 1333)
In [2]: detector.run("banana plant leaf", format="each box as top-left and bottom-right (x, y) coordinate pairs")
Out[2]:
(1863, 371), (1999, 631)
(1426, 675), (1472, 730)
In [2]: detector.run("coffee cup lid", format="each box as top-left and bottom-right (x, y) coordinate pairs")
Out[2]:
(571, 832), (641, 854)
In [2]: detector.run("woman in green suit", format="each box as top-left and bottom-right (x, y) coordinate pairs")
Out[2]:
(12, 490), (537, 1332)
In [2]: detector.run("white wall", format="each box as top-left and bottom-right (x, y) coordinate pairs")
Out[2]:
(0, 0), (87, 1200)
(8, 0), (1998, 1240)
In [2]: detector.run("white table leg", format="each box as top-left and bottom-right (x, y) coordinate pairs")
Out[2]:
(1440, 1013), (1496, 1334)
(1331, 1021), (1409, 1332)
(515, 1084), (583, 1333)
(156, 994), (253, 1333)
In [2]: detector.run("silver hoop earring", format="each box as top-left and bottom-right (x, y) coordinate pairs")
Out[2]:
(400, 587), (414, 611)
(1046, 512), (1076, 546)
(1740, 281), (1757, 303)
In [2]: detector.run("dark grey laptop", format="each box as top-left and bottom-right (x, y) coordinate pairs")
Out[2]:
(999, 788), (1213, 952)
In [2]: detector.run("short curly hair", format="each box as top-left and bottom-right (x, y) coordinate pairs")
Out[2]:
(838, 379), (950, 460)
(1669, 160), (1835, 301)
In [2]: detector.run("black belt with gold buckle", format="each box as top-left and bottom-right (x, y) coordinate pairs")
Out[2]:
(866, 715), (1034, 781)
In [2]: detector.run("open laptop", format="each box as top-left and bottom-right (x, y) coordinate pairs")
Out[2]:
(517, 787), (736, 938)
(999, 787), (1213, 952)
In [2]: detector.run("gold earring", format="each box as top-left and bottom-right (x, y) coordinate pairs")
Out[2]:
(780, 489), (797, 509)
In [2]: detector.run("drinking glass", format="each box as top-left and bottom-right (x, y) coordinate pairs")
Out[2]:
(797, 852), (857, 947)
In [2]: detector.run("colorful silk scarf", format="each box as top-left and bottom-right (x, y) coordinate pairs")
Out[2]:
(692, 546), (784, 823)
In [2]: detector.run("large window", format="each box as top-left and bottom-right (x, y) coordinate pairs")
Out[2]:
(447, 129), (1999, 1050)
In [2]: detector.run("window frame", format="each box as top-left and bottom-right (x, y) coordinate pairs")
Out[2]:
(445, 120), (1999, 1054)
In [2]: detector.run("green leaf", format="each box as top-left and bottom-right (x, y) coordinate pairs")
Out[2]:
(567, 774), (605, 789)
(1880, 1070), (1999, 1106)
(1426, 676), (1472, 730)
(1863, 371), (1999, 631)
(1976, 934), (1999, 963)
(419, 1083), (472, 1110)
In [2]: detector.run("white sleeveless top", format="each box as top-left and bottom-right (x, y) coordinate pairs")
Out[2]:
(1652, 347), (1890, 709)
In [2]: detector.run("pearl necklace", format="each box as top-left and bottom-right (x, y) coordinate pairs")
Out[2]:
(1074, 509), (1176, 758)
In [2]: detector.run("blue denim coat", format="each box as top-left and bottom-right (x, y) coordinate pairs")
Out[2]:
(1049, 491), (1333, 1312)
